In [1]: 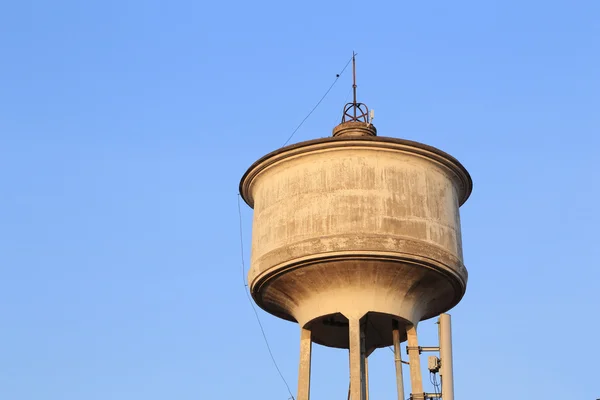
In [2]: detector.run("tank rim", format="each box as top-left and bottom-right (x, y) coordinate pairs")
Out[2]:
(239, 136), (473, 208)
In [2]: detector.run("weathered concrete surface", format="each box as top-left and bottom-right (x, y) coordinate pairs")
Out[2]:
(392, 321), (405, 400)
(348, 317), (365, 400)
(297, 327), (312, 400)
(406, 325), (424, 395)
(240, 130), (472, 349)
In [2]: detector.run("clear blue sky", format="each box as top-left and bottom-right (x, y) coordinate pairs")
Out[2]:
(1, 1), (598, 399)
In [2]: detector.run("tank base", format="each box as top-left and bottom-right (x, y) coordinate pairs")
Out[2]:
(251, 255), (465, 349)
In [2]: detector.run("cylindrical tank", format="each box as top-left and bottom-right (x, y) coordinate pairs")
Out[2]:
(240, 122), (472, 349)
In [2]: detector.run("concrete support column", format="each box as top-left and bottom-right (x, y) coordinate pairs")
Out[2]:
(297, 327), (312, 400)
(349, 317), (366, 400)
(392, 320), (405, 400)
(439, 314), (455, 400)
(406, 325), (424, 398)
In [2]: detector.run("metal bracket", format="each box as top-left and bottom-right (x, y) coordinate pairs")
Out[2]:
(394, 357), (410, 365)
(406, 346), (439, 354)
(409, 393), (441, 400)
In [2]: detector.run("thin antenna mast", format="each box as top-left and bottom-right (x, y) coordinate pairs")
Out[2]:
(352, 52), (357, 120)
(341, 52), (369, 124)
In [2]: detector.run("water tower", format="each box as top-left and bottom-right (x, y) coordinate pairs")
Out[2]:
(239, 55), (472, 400)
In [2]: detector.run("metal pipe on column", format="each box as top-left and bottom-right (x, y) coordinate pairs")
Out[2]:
(439, 314), (455, 400)
(347, 352), (351, 400)
(360, 326), (368, 400)
(364, 357), (369, 400)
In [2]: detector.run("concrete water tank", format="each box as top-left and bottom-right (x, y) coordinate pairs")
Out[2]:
(240, 121), (471, 347)
(239, 63), (472, 400)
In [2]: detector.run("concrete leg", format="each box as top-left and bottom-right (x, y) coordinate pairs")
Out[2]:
(297, 327), (312, 400)
(406, 325), (424, 397)
(439, 314), (455, 400)
(349, 317), (366, 400)
(392, 320), (405, 400)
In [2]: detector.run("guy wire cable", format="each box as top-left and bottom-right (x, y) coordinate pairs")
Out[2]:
(237, 194), (295, 399)
(282, 54), (354, 147)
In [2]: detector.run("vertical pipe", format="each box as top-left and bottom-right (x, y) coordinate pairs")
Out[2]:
(347, 352), (351, 400)
(349, 317), (364, 400)
(406, 325), (423, 396)
(352, 52), (357, 116)
(439, 314), (455, 400)
(364, 357), (369, 400)
(297, 327), (312, 400)
(392, 321), (405, 400)
(360, 327), (368, 400)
